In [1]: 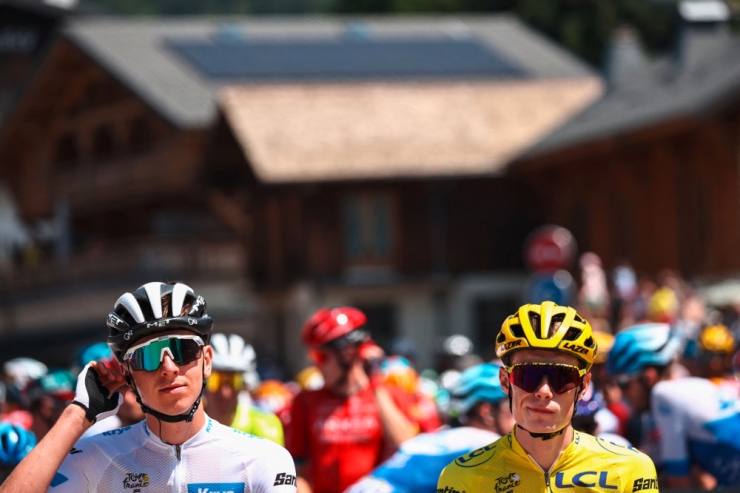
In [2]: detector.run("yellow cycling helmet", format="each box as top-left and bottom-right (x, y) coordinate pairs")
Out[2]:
(699, 325), (736, 354)
(592, 331), (614, 365)
(495, 301), (597, 370)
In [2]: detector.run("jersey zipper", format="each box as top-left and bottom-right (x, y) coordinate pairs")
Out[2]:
(175, 444), (181, 461)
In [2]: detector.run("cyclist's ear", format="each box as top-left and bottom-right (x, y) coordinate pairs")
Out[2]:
(578, 373), (592, 399)
(202, 345), (213, 379)
(499, 366), (510, 395)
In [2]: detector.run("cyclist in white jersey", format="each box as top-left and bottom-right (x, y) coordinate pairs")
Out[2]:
(0, 282), (296, 493)
(609, 322), (740, 489)
(344, 362), (514, 493)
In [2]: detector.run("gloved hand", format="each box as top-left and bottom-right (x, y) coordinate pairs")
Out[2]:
(359, 342), (385, 388)
(71, 363), (123, 423)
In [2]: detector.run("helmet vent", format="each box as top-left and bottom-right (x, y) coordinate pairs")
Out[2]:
(563, 327), (582, 341)
(584, 336), (595, 348)
(510, 324), (525, 339)
(496, 332), (506, 343)
(528, 313), (540, 333)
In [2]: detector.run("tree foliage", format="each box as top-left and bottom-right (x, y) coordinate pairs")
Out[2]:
(81, 0), (679, 67)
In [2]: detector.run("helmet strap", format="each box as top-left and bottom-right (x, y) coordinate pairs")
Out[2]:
(126, 360), (205, 424)
(511, 384), (582, 441)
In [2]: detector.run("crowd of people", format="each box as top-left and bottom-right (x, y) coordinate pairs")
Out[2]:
(0, 258), (737, 491)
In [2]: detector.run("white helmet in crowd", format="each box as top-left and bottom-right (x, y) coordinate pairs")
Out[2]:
(4, 358), (48, 389)
(210, 333), (260, 389)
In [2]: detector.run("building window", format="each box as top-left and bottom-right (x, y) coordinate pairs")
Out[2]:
(53, 133), (79, 171)
(129, 116), (151, 153)
(92, 124), (116, 161)
(343, 194), (395, 264)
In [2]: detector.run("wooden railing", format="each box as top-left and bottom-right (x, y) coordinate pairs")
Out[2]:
(0, 240), (246, 294)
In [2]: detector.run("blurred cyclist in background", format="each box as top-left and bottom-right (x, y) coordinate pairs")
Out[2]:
(0, 422), (35, 482)
(346, 362), (513, 493)
(381, 356), (440, 433)
(24, 369), (76, 441)
(289, 306), (419, 493)
(609, 322), (740, 489)
(204, 332), (284, 445)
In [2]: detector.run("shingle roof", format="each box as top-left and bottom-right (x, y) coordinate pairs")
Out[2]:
(520, 25), (740, 160)
(64, 14), (598, 128)
(221, 79), (602, 183)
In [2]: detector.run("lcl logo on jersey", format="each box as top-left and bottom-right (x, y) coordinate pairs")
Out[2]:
(555, 471), (617, 489)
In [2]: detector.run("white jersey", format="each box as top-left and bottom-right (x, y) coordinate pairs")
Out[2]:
(652, 377), (740, 486)
(344, 426), (499, 493)
(48, 416), (296, 493)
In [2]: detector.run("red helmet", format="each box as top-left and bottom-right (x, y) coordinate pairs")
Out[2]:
(301, 307), (367, 348)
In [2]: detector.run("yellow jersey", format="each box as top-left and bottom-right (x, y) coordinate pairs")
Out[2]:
(438, 429), (658, 493)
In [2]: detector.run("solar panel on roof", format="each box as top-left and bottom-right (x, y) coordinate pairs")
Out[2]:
(168, 38), (526, 81)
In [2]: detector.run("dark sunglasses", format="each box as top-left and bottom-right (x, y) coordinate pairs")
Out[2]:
(321, 329), (369, 351)
(123, 335), (204, 372)
(506, 362), (586, 394)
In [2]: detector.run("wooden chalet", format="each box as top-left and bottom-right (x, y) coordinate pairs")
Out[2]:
(513, 12), (740, 283)
(0, 14), (601, 370)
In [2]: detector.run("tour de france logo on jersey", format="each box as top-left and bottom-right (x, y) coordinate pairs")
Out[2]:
(122, 472), (149, 489)
(495, 473), (521, 493)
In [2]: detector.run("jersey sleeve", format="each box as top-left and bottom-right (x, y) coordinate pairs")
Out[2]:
(286, 391), (308, 461)
(437, 461), (472, 493)
(47, 449), (92, 493)
(651, 383), (689, 477)
(252, 442), (297, 493)
(618, 452), (659, 493)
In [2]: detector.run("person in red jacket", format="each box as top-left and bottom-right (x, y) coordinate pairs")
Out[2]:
(287, 307), (419, 493)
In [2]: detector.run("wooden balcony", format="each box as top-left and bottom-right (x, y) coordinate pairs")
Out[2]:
(1, 240), (246, 295)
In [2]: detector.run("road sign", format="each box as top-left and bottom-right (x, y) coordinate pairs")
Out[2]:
(524, 225), (576, 273)
(525, 271), (575, 306)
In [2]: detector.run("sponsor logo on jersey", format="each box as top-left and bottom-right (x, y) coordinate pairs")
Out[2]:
(274, 472), (297, 486)
(437, 487), (466, 493)
(70, 447), (83, 454)
(454, 444), (496, 468)
(123, 473), (150, 489)
(632, 477), (658, 491)
(50, 473), (69, 487)
(187, 483), (245, 493)
(103, 426), (132, 437)
(555, 471), (617, 489)
(495, 473), (520, 493)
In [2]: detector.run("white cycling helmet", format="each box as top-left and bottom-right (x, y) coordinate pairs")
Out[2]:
(4, 358), (48, 389)
(211, 333), (258, 375)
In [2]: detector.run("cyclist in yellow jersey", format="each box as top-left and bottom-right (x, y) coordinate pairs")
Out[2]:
(204, 333), (284, 445)
(438, 302), (658, 493)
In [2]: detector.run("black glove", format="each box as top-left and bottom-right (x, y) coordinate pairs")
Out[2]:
(71, 363), (123, 423)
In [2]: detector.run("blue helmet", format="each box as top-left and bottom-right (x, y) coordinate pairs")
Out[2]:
(448, 363), (507, 415)
(0, 423), (35, 466)
(607, 323), (683, 377)
(76, 342), (114, 369)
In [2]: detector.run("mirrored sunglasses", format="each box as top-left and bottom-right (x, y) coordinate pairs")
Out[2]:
(506, 362), (586, 394)
(206, 371), (244, 393)
(123, 335), (204, 372)
(322, 329), (369, 351)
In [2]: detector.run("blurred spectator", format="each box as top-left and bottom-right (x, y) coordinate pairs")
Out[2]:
(295, 366), (324, 391)
(381, 356), (440, 433)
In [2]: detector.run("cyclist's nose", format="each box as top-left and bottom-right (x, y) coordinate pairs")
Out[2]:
(159, 353), (179, 373)
(534, 376), (553, 398)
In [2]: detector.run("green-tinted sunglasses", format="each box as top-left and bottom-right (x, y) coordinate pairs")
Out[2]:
(123, 334), (204, 372)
